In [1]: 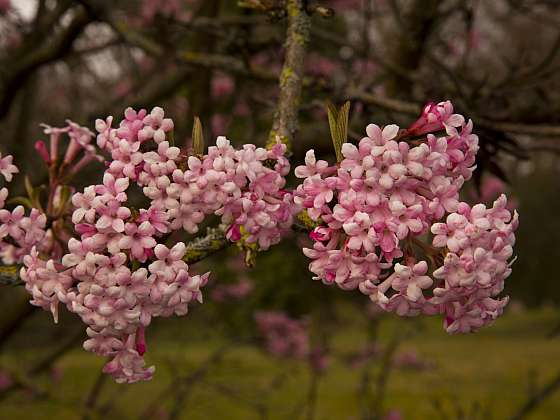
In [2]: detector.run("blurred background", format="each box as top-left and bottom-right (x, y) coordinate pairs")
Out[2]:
(0, 0), (559, 419)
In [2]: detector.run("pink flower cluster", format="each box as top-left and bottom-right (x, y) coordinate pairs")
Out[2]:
(11, 120), (105, 323)
(429, 196), (518, 333)
(0, 155), (47, 265)
(20, 106), (295, 383)
(211, 277), (253, 302)
(295, 101), (518, 332)
(165, 137), (296, 250)
(39, 119), (103, 170)
(54, 107), (207, 383)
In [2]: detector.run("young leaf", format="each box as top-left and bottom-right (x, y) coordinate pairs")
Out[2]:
(326, 101), (351, 162)
(326, 101), (342, 162)
(337, 100), (350, 149)
(192, 116), (205, 155)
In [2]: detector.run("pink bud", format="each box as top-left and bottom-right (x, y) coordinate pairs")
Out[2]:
(34, 140), (51, 164)
(136, 326), (147, 356)
(227, 224), (242, 241)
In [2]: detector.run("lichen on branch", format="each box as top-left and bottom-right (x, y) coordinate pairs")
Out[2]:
(267, 0), (311, 149)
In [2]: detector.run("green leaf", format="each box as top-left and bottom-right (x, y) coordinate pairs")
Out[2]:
(326, 101), (351, 162)
(192, 116), (205, 155)
(337, 101), (350, 151)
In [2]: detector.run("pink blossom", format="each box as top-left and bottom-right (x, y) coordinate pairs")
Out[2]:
(211, 277), (253, 302)
(211, 73), (235, 98)
(405, 101), (464, 136)
(0, 154), (18, 182)
(296, 101), (518, 333)
(0, 371), (12, 391)
(21, 247), (73, 323)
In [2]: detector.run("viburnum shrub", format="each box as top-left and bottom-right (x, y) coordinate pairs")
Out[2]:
(0, 101), (518, 383)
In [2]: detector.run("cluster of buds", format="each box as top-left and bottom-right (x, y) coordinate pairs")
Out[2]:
(295, 101), (518, 333)
(18, 121), (106, 321)
(164, 137), (296, 251)
(0, 155), (48, 265)
(18, 106), (296, 383)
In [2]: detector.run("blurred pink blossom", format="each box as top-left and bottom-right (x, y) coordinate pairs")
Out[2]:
(211, 278), (253, 302)
(348, 343), (382, 368)
(309, 345), (330, 372)
(393, 350), (433, 370)
(255, 311), (309, 360)
(140, 0), (192, 23)
(306, 54), (339, 78)
(383, 409), (403, 420)
(0, 371), (12, 391)
(211, 114), (231, 136)
(212, 73), (235, 98)
(0, 0), (10, 15)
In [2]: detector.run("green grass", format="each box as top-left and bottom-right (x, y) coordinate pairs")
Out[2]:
(0, 306), (559, 420)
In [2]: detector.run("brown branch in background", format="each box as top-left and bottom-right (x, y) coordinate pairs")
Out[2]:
(305, 368), (320, 420)
(139, 345), (229, 420)
(369, 329), (404, 420)
(383, 0), (439, 97)
(347, 89), (560, 137)
(82, 369), (108, 420)
(476, 119), (560, 137)
(0, 327), (84, 401)
(356, 317), (381, 419)
(0, 5), (93, 119)
(12, 75), (38, 178)
(0, 296), (35, 350)
(346, 88), (421, 116)
(187, 0), (221, 135)
(509, 370), (560, 420)
(77, 0), (276, 83)
(268, 0), (311, 148)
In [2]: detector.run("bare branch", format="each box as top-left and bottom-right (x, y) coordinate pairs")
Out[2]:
(510, 370), (560, 420)
(0, 6), (92, 118)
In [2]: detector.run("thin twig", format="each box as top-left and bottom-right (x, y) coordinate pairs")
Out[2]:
(509, 370), (560, 420)
(139, 345), (229, 420)
(82, 369), (108, 420)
